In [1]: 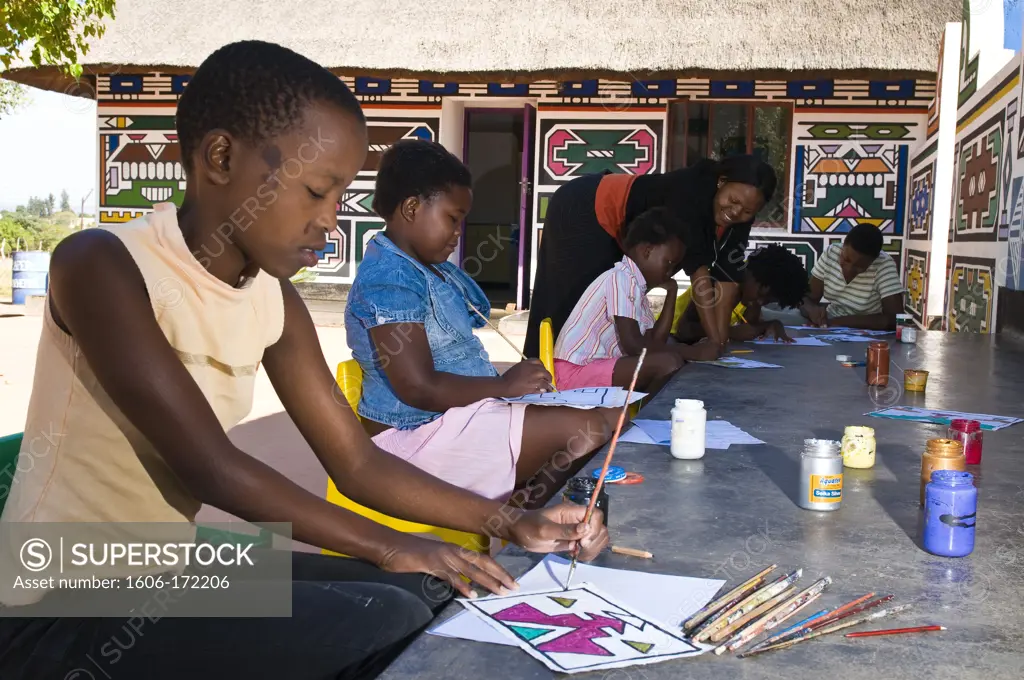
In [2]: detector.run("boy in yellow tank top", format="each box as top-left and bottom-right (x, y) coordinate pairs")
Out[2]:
(0, 41), (607, 680)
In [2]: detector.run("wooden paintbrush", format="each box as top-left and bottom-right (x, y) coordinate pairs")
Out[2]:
(739, 603), (911, 658)
(682, 564), (778, 632)
(694, 569), (802, 643)
(467, 302), (556, 391)
(563, 348), (646, 591)
(720, 576), (832, 654)
(747, 591), (879, 652)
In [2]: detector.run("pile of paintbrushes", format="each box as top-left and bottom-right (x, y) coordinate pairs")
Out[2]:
(681, 565), (914, 657)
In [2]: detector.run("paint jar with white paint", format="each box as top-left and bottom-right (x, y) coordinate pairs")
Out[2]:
(799, 439), (843, 511)
(670, 399), (706, 460)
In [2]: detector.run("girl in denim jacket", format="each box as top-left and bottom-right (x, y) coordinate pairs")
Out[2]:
(346, 140), (617, 508)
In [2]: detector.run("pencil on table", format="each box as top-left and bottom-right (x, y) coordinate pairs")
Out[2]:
(845, 625), (945, 638)
(610, 546), (653, 559)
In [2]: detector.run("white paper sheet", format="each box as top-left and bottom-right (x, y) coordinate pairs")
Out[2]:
(785, 326), (892, 336)
(619, 419), (764, 449)
(786, 324), (852, 331)
(747, 336), (831, 347)
(501, 387), (647, 409)
(695, 356), (783, 369)
(429, 555), (725, 648)
(459, 583), (706, 674)
(812, 333), (882, 342)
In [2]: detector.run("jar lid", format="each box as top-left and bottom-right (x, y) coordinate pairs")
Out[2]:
(802, 438), (841, 458)
(949, 419), (981, 433)
(566, 476), (597, 493)
(930, 469), (974, 486)
(844, 425), (875, 436)
(675, 399), (704, 409)
(593, 466), (626, 482)
(868, 341), (888, 349)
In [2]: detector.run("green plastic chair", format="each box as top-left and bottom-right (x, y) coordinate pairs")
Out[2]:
(0, 432), (273, 548)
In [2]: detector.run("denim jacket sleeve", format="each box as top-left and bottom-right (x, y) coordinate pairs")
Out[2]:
(350, 267), (428, 329)
(445, 264), (491, 330)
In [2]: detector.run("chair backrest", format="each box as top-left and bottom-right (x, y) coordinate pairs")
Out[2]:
(336, 359), (364, 420)
(539, 317), (556, 388)
(0, 433), (24, 514)
(324, 360), (490, 555)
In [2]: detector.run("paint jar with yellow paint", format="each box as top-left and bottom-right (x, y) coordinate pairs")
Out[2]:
(904, 369), (929, 393)
(841, 426), (876, 469)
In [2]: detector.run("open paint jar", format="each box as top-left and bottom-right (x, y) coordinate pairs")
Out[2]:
(904, 369), (929, 393)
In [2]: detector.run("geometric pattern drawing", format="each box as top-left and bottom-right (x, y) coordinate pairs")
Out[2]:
(947, 255), (996, 333)
(745, 236), (824, 274)
(792, 142), (908, 234)
(904, 249), (930, 326)
(1007, 177), (1024, 290)
(311, 218), (353, 279)
(96, 73), (937, 109)
(359, 118), (439, 178)
(800, 122), (913, 140)
(1001, 99), (1017, 241)
(461, 585), (702, 674)
(540, 121), (662, 183)
(958, 0), (979, 108)
(99, 112), (185, 224)
(355, 219), (386, 266)
(955, 111), (1004, 241)
(909, 162), (935, 240)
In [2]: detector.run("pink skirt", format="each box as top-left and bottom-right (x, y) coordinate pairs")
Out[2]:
(372, 398), (527, 501)
(554, 357), (617, 391)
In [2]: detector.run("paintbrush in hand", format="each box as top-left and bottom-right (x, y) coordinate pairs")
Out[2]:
(467, 302), (556, 391)
(564, 348), (646, 591)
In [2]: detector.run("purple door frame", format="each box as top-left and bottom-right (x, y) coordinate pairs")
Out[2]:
(460, 106), (536, 309)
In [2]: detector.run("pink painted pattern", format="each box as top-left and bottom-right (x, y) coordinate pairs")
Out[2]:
(493, 603), (626, 656)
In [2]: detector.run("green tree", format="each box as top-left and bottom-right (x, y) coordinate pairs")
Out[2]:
(0, 1), (117, 79)
(25, 197), (47, 217)
(45, 193), (55, 216)
(60, 189), (71, 212)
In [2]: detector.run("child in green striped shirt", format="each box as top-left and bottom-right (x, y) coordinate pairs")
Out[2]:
(801, 224), (905, 330)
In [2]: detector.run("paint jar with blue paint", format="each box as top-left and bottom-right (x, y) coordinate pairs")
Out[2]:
(923, 470), (977, 558)
(563, 477), (609, 527)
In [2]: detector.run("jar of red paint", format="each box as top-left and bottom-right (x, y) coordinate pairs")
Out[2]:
(948, 419), (983, 465)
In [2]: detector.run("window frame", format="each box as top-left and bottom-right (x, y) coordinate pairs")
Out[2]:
(666, 99), (794, 230)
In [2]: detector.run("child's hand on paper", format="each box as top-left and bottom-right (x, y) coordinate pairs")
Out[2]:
(507, 503), (609, 562)
(760, 320), (793, 343)
(802, 303), (828, 327)
(501, 359), (554, 397)
(677, 339), (723, 362)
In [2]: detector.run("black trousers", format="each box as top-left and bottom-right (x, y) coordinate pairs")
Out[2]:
(0, 552), (453, 680)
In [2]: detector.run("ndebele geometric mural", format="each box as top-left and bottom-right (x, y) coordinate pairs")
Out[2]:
(792, 122), (913, 235)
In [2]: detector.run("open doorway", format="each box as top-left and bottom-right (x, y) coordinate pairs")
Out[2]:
(461, 109), (528, 309)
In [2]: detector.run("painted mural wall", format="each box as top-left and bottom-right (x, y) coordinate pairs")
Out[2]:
(95, 73), (933, 292)
(913, 0), (1024, 334)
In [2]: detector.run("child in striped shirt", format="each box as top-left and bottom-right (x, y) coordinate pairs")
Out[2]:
(800, 224), (905, 330)
(553, 208), (722, 393)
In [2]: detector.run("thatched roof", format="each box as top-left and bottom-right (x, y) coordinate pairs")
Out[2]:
(6, 0), (961, 96)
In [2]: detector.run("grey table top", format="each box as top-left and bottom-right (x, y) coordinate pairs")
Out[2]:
(381, 331), (1024, 680)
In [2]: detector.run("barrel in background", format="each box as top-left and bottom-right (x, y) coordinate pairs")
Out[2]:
(11, 251), (51, 305)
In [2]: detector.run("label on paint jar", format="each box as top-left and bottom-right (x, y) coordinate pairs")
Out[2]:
(809, 474), (843, 503)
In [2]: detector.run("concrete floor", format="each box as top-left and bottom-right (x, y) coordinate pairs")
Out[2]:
(0, 301), (524, 533)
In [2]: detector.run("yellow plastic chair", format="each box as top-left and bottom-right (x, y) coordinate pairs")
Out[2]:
(323, 359), (490, 556)
(539, 317), (556, 389)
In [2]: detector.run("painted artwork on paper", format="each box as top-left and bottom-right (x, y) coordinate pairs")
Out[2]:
(460, 585), (702, 674)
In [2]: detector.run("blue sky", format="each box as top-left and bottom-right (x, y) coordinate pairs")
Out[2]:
(0, 85), (97, 214)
